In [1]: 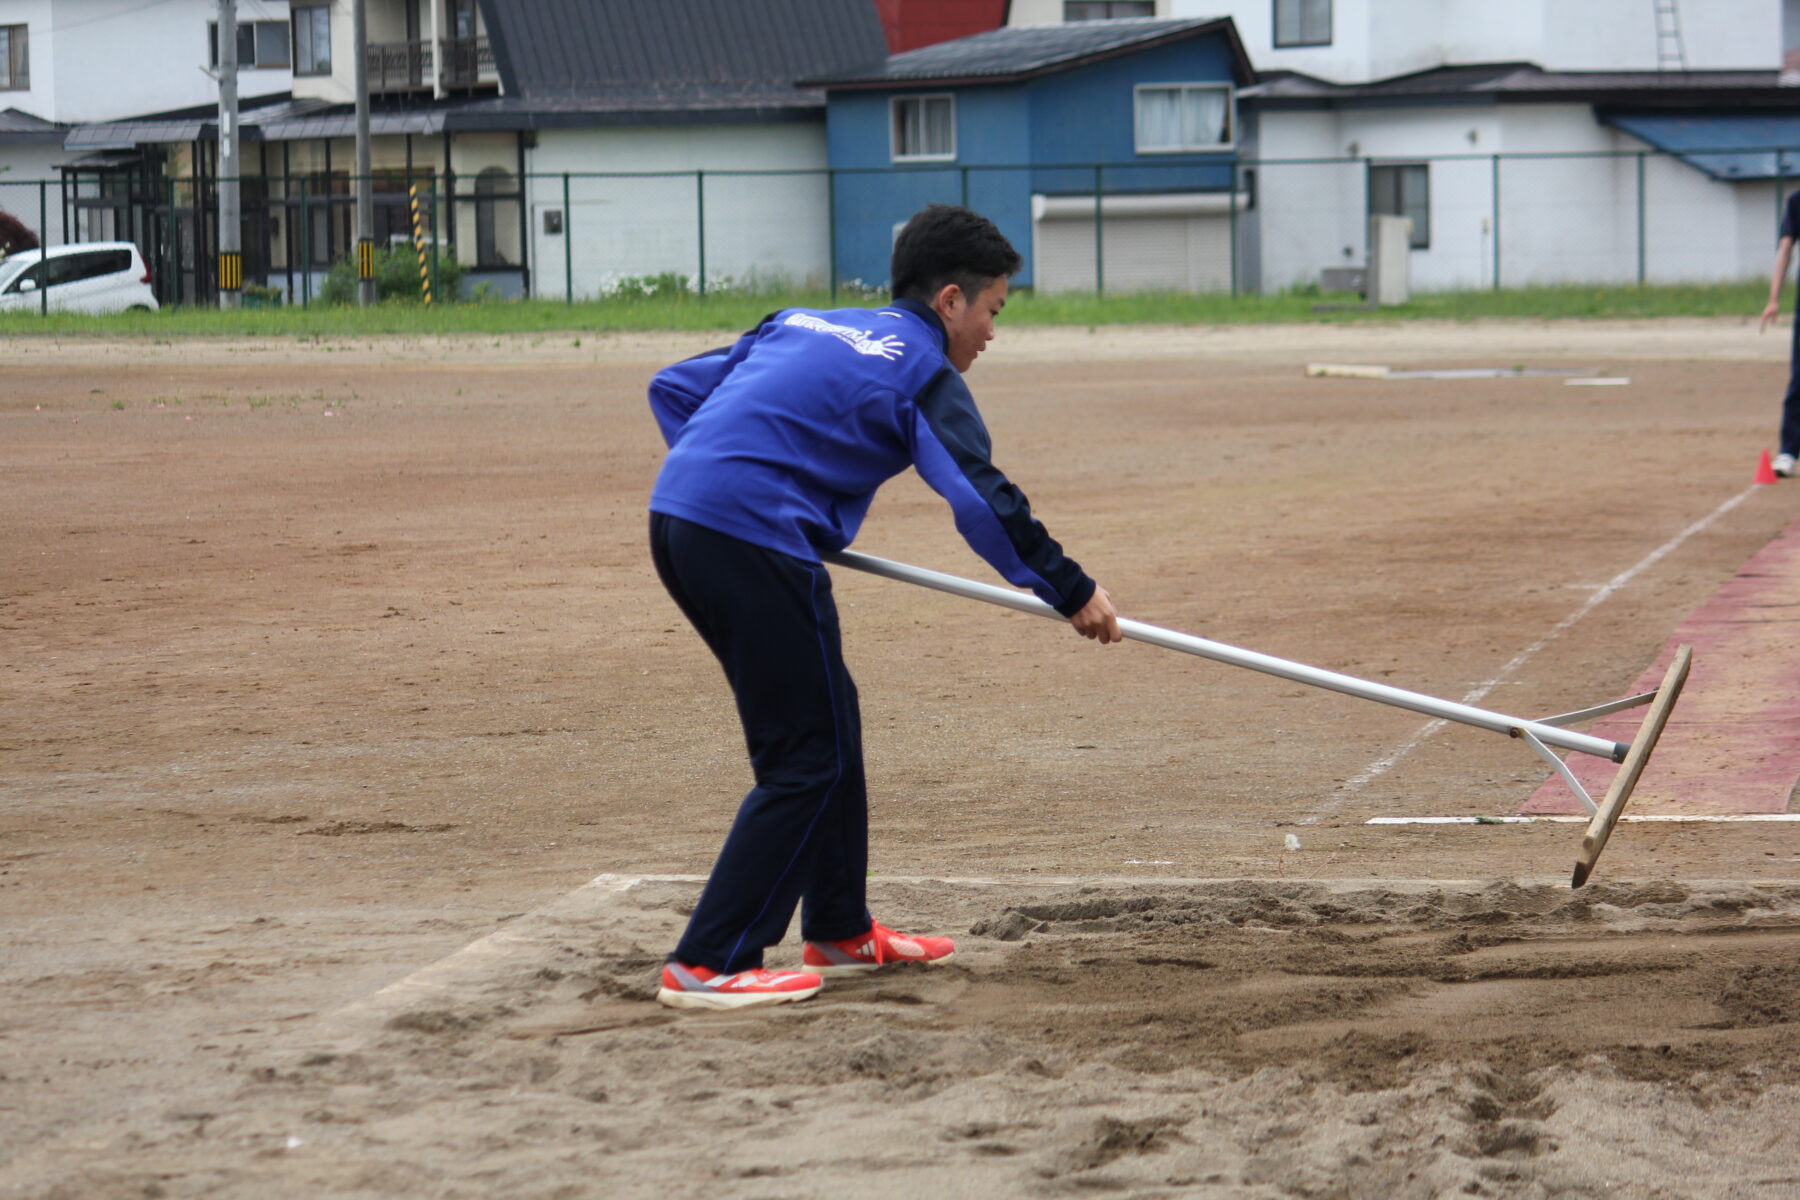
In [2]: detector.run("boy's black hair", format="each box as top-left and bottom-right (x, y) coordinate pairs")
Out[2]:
(890, 204), (1022, 304)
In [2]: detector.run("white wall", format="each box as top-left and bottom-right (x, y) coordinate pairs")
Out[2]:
(0, 0), (293, 123)
(1250, 109), (1367, 290)
(1252, 101), (1777, 291)
(0, 0), (53, 120)
(1009, 0), (1174, 24)
(1255, 104), (1509, 291)
(1639, 156), (1778, 284)
(1168, 0), (1779, 82)
(0, 141), (74, 245)
(1540, 0), (1777, 70)
(527, 123), (831, 298)
(1734, 182), (1784, 281)
(290, 0), (352, 103)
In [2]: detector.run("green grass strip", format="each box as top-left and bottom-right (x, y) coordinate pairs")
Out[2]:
(0, 281), (1767, 338)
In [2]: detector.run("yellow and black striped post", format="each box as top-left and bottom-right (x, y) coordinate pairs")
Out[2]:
(408, 184), (432, 306)
(218, 251), (243, 293)
(356, 238), (376, 282)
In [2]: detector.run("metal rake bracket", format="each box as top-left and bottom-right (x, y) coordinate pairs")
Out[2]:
(824, 550), (1692, 890)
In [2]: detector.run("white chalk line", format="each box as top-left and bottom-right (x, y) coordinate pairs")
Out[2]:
(1369, 814), (1800, 825)
(1301, 485), (1759, 826)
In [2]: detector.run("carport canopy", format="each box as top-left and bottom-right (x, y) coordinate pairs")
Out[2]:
(1601, 109), (1800, 180)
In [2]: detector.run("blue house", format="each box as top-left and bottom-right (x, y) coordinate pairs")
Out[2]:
(804, 18), (1255, 292)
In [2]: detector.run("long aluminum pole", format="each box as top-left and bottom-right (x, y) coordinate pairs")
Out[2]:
(826, 550), (1627, 764)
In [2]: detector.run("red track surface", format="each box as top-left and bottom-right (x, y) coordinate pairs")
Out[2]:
(1524, 501), (1800, 816)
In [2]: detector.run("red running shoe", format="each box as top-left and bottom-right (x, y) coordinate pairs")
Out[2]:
(801, 921), (955, 976)
(657, 962), (823, 1010)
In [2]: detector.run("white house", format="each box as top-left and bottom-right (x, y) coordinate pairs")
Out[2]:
(482, 0), (887, 299)
(25, 0), (889, 303)
(0, 0), (292, 248)
(1009, 0), (1799, 291)
(0, 0), (294, 125)
(1010, 0), (1778, 74)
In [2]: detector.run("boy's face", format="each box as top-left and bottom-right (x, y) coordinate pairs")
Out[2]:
(933, 276), (1009, 374)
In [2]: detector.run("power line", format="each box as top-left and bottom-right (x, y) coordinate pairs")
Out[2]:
(43, 0), (288, 37)
(42, 0), (191, 36)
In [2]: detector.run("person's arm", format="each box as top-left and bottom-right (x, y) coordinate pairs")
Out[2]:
(1762, 237), (1793, 334)
(647, 312), (777, 446)
(905, 369), (1120, 643)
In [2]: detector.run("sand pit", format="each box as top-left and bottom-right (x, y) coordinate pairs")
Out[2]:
(10, 875), (1799, 1198)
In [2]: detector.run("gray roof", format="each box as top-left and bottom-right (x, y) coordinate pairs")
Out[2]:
(63, 0), (892, 151)
(0, 107), (65, 144)
(66, 115), (214, 150)
(1244, 62), (1789, 105)
(253, 98), (454, 140)
(64, 90), (828, 153)
(63, 95), (300, 151)
(802, 16), (1255, 89)
(481, 0), (889, 113)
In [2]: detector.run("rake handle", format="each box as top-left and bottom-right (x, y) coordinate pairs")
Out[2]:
(824, 549), (1628, 764)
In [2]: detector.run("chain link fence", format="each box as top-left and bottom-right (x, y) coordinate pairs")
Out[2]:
(1, 146), (1792, 310)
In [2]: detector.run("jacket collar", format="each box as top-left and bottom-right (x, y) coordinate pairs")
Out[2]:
(883, 297), (946, 351)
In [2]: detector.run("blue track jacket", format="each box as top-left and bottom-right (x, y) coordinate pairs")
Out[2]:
(648, 298), (1096, 617)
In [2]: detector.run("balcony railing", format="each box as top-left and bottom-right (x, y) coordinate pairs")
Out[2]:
(365, 36), (496, 94)
(443, 36), (495, 89)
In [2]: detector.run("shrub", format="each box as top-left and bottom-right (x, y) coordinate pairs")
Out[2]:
(319, 244), (465, 304)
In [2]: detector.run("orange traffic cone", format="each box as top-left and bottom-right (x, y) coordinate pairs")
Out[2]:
(1756, 449), (1779, 484)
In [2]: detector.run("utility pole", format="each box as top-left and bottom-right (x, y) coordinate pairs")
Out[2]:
(353, 0), (375, 306)
(216, 0), (241, 309)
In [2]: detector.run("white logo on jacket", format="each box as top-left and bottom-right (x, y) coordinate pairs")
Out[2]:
(784, 312), (906, 360)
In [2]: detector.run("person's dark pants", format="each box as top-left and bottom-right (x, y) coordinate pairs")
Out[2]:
(649, 513), (872, 974)
(1785, 321), (1800, 459)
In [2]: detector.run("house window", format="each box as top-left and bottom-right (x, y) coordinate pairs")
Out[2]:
(211, 21), (293, 69)
(0, 24), (28, 90)
(1065, 1), (1155, 18)
(474, 167), (521, 267)
(1369, 163), (1429, 249)
(1273, 0), (1331, 47)
(451, 0), (480, 39)
(1134, 84), (1233, 153)
(891, 95), (955, 162)
(293, 5), (331, 76)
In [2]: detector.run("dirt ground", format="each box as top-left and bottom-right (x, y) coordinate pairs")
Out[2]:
(3, 318), (1798, 1198)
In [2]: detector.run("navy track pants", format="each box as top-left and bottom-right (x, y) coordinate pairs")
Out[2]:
(1784, 320), (1800, 459)
(649, 513), (872, 973)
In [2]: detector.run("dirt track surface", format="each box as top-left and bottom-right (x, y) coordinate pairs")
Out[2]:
(4, 319), (1799, 1197)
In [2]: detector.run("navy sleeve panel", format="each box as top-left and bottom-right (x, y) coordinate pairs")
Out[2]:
(1783, 192), (1800, 241)
(646, 312), (780, 447)
(908, 367), (1097, 617)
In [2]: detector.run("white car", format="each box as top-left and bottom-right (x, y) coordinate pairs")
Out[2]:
(0, 242), (160, 314)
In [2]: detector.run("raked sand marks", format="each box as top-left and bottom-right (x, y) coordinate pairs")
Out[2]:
(13, 874), (1800, 1200)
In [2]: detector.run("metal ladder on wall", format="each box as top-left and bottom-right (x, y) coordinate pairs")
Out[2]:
(1654, 0), (1688, 71)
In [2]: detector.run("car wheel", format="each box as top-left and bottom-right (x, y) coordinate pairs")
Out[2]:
(128, 305), (151, 312)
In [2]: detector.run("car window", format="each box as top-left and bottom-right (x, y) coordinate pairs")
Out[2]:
(89, 250), (132, 280)
(3, 261), (44, 293)
(44, 255), (84, 287)
(0, 257), (30, 292)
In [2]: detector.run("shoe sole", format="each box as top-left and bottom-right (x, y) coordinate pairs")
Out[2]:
(656, 983), (821, 1010)
(799, 951), (955, 977)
